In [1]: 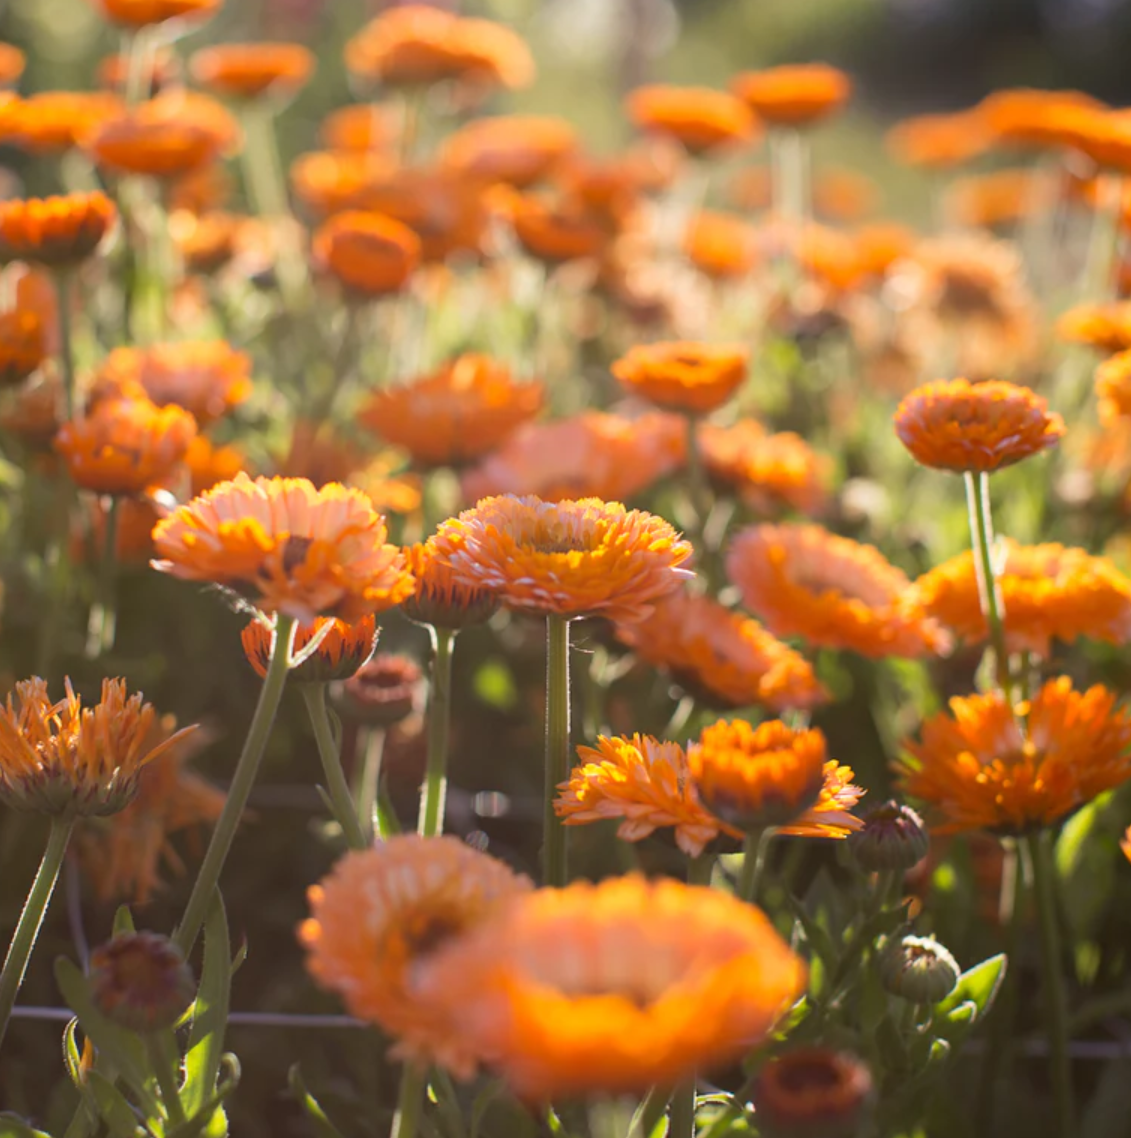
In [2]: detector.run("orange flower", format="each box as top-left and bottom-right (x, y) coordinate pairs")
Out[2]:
(431, 495), (693, 623)
(557, 147), (668, 223)
(169, 210), (245, 275)
(1097, 350), (1131, 423)
(945, 168), (1041, 230)
(320, 104), (399, 153)
(1057, 301), (1131, 353)
(312, 211), (420, 298)
(461, 410), (686, 503)
(185, 435), (247, 496)
(894, 378), (1065, 474)
(494, 189), (610, 264)
(0, 92), (125, 155)
(1122, 825), (1131, 864)
(78, 496), (163, 564)
(151, 473), (414, 624)
(190, 43), (315, 103)
(440, 115), (577, 188)
(615, 589), (827, 711)
(412, 875), (807, 1098)
(727, 523), (948, 658)
(91, 0), (220, 27)
(0, 44), (24, 88)
(290, 150), (398, 216)
(0, 192), (117, 268)
(360, 354), (542, 467)
(0, 308), (46, 388)
(792, 222), (865, 292)
(755, 1050), (874, 1136)
(913, 541), (1131, 657)
(731, 64), (851, 127)
(400, 540), (500, 630)
(0, 677), (195, 817)
(612, 341), (748, 415)
(813, 167), (879, 223)
(300, 836), (531, 1070)
(895, 677), (1131, 834)
(853, 222), (915, 280)
(168, 162), (234, 215)
(683, 210), (758, 280)
(242, 615), (377, 683)
(885, 111), (988, 169)
(1033, 104), (1131, 172)
(979, 87), (1105, 151)
(55, 398), (197, 497)
(1, 373), (64, 447)
(626, 85), (757, 156)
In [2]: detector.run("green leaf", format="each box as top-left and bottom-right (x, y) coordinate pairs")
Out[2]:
(932, 954), (1007, 1045)
(287, 1065), (348, 1138)
(1057, 796), (1118, 940)
(112, 906), (136, 937)
(85, 1072), (145, 1138)
(0, 1112), (54, 1138)
(62, 1017), (87, 1087)
(167, 1061), (241, 1138)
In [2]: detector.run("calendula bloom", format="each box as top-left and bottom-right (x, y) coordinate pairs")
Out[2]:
(359, 354), (542, 467)
(732, 64), (851, 127)
(440, 115), (576, 188)
(190, 43), (315, 103)
(728, 524), (947, 658)
(401, 541), (499, 630)
(894, 378), (1065, 474)
(91, 0), (220, 28)
(1037, 105), (1131, 172)
(683, 210), (759, 280)
(626, 84), (757, 156)
(312, 211), (421, 298)
(496, 190), (610, 264)
(0, 192), (117, 268)
(612, 341), (748, 415)
(1, 373), (63, 448)
(813, 167), (880, 223)
(853, 222), (916, 279)
(754, 1050), (874, 1138)
(944, 168), (1041, 230)
(335, 654), (422, 728)
(886, 111), (988, 169)
(320, 104), (398, 153)
(462, 410), (686, 503)
(76, 497), (163, 564)
(0, 45), (24, 88)
(0, 677), (195, 816)
(0, 308), (46, 388)
(614, 589), (827, 712)
(1057, 301), (1131, 353)
(978, 87), (1105, 151)
(413, 875), (807, 1098)
(242, 615), (378, 683)
(1097, 350), (1131, 423)
(290, 150), (396, 216)
(913, 542), (1131, 657)
(150, 473), (415, 624)
(170, 210), (253, 275)
(1, 92), (124, 154)
(895, 677), (1131, 835)
(185, 435), (247, 496)
(300, 837), (532, 1070)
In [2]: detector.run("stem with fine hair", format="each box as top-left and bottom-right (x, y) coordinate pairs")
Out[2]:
(418, 626), (455, 837)
(544, 614), (571, 887)
(53, 270), (76, 420)
(86, 494), (120, 659)
(0, 815), (75, 1052)
(390, 1062), (426, 1138)
(964, 471), (1012, 699)
(737, 829), (773, 904)
(174, 614), (297, 956)
(303, 683), (367, 851)
(148, 1031), (186, 1127)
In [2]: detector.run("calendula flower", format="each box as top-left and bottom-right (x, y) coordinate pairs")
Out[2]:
(300, 836), (532, 1070)
(495, 190), (610, 264)
(854, 222), (916, 279)
(289, 150), (395, 216)
(242, 615), (378, 683)
(612, 341), (748, 415)
(614, 589), (827, 711)
(0, 308), (46, 388)
(895, 677), (1131, 834)
(170, 210), (252, 275)
(732, 64), (851, 127)
(359, 354), (542, 468)
(626, 84), (757, 156)
(0, 45), (24, 88)
(320, 104), (398, 153)
(1057, 301), (1131, 353)
(55, 398), (197, 497)
(431, 495), (693, 623)
(1096, 350), (1131, 423)
(89, 932), (195, 1032)
(312, 211), (421, 298)
(0, 192), (117, 268)
(185, 435), (247, 496)
(813, 167), (880, 223)
(1, 92), (124, 154)
(0, 677), (196, 817)
(335, 654), (422, 728)
(886, 111), (989, 168)
(440, 115), (577, 188)
(1, 373), (63, 448)
(894, 378), (1065, 473)
(944, 168), (1041, 230)
(412, 875), (807, 1098)
(979, 87), (1104, 151)
(683, 210), (759, 280)
(190, 43), (315, 103)
(755, 1050), (874, 1138)
(91, 0), (220, 28)
(150, 473), (415, 624)
(400, 541), (499, 630)
(727, 523), (948, 658)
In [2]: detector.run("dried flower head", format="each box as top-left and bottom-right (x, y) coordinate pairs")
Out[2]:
(627, 84), (757, 156)
(89, 932), (195, 1032)
(0, 192), (117, 268)
(612, 341), (748, 415)
(242, 615), (378, 684)
(400, 541), (500, 630)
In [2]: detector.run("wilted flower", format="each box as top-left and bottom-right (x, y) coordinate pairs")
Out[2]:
(754, 1050), (875, 1138)
(89, 932), (195, 1032)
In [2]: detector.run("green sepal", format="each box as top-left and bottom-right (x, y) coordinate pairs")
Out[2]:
(287, 1065), (348, 1138)
(932, 953), (1007, 1045)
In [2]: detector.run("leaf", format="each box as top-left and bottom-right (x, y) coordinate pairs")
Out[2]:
(287, 1065), (348, 1138)
(932, 954), (1007, 1045)
(1057, 797), (1118, 941)
(0, 1113), (55, 1138)
(167, 1064), (241, 1138)
(85, 1072), (145, 1138)
(112, 906), (136, 936)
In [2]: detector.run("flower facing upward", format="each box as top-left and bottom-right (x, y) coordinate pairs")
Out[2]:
(0, 192), (117, 268)
(1057, 301), (1131, 354)
(312, 212), (421, 298)
(55, 398), (198, 498)
(400, 541), (500, 630)
(412, 875), (807, 1099)
(626, 85), (757, 156)
(440, 115), (577, 188)
(894, 379), (1065, 474)
(612, 341), (748, 416)
(150, 473), (415, 625)
(300, 836), (531, 1071)
(0, 678), (195, 817)
(359, 355), (543, 468)
(0, 308), (47, 388)
(91, 0), (220, 28)
(895, 677), (1131, 834)
(431, 495), (693, 624)
(732, 64), (852, 127)
(190, 43), (315, 103)
(727, 524), (948, 658)
(1096, 350), (1131, 424)
(241, 615), (378, 683)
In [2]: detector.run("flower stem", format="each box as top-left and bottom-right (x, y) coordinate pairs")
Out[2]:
(418, 626), (455, 837)
(1026, 830), (1074, 1138)
(0, 815), (75, 1052)
(53, 270), (76, 420)
(124, 28), (156, 106)
(964, 471), (1012, 699)
(86, 495), (120, 659)
(174, 615), (297, 956)
(543, 614), (571, 887)
(669, 1081), (696, 1138)
(303, 683), (368, 851)
(687, 852), (714, 887)
(147, 1030), (186, 1127)
(737, 829), (773, 904)
(357, 726), (387, 842)
(390, 1062), (426, 1138)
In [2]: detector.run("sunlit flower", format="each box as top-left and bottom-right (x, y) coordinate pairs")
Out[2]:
(813, 167), (880, 223)
(170, 210), (245, 275)
(0, 308), (46, 388)
(895, 677), (1131, 834)
(1057, 301), (1131, 353)
(151, 473), (415, 624)
(755, 1050), (874, 1138)
(289, 150), (396, 216)
(944, 168), (1041, 230)
(853, 222), (916, 280)
(732, 64), (851, 127)
(185, 435), (247, 496)
(1034, 104), (1131, 172)
(894, 378), (1065, 473)
(979, 87), (1105, 151)
(312, 211), (420, 298)
(440, 115), (577, 188)
(431, 495), (693, 623)
(190, 43), (315, 103)
(400, 540), (499, 630)
(320, 104), (399, 153)
(0, 677), (195, 817)
(1, 92), (124, 154)
(1097, 349), (1131, 423)
(0, 45), (24, 88)
(626, 84), (757, 156)
(335, 654), (422, 728)
(413, 875), (807, 1098)
(76, 496), (162, 564)
(91, 0), (220, 28)
(242, 615), (377, 683)
(300, 836), (531, 1070)
(0, 192), (117, 268)
(495, 189), (610, 264)
(612, 341), (748, 415)
(885, 110), (988, 169)
(683, 210), (758, 280)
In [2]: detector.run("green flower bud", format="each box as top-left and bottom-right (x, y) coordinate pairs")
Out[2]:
(881, 934), (960, 1005)
(850, 799), (929, 873)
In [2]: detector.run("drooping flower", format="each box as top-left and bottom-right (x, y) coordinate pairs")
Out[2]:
(626, 84), (757, 156)
(312, 211), (421, 298)
(731, 64), (851, 127)
(0, 192), (117, 268)
(190, 43), (315, 103)
(400, 541), (500, 631)
(611, 341), (748, 416)
(241, 615), (378, 683)
(440, 115), (576, 188)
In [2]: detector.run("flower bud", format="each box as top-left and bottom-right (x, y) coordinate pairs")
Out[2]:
(89, 932), (195, 1032)
(881, 934), (960, 1004)
(850, 799), (929, 873)
(754, 1048), (874, 1138)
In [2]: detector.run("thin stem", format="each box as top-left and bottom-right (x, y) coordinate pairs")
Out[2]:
(86, 495), (120, 658)
(543, 614), (571, 887)
(303, 684), (368, 851)
(124, 28), (155, 106)
(358, 726), (387, 843)
(174, 615), (297, 956)
(147, 1031), (186, 1127)
(1082, 172), (1123, 303)
(687, 852), (714, 888)
(418, 626), (455, 837)
(0, 815), (75, 1052)
(390, 1062), (426, 1138)
(737, 829), (773, 904)
(669, 1081), (695, 1138)
(964, 471), (1012, 699)
(53, 270), (76, 420)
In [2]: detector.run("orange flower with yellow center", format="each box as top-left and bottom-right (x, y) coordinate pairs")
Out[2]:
(55, 398), (197, 498)
(626, 85), (757, 156)
(0, 192), (117, 268)
(312, 211), (421, 298)
(727, 523), (948, 658)
(885, 111), (988, 169)
(91, 0), (219, 27)
(612, 341), (748, 415)
(1096, 350), (1131, 423)
(1057, 301), (1131, 353)
(614, 589), (827, 712)
(895, 677), (1131, 834)
(150, 473), (415, 624)
(683, 210), (759, 281)
(732, 64), (851, 127)
(0, 677), (196, 817)
(412, 875), (807, 1099)
(894, 378), (1065, 474)
(0, 308), (46, 388)
(1, 92), (124, 154)
(190, 43), (315, 103)
(241, 615), (377, 683)
(300, 836), (531, 1071)
(359, 354), (542, 467)
(440, 115), (577, 188)
(400, 541), (499, 631)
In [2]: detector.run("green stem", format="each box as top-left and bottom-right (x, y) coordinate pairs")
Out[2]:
(543, 614), (571, 887)
(357, 726), (387, 842)
(964, 471), (1012, 699)
(418, 626), (454, 837)
(1026, 831), (1074, 1138)
(174, 615), (297, 956)
(86, 495), (120, 658)
(303, 683), (368, 851)
(124, 28), (156, 106)
(669, 1081), (695, 1138)
(0, 815), (75, 1052)
(390, 1062), (426, 1138)
(737, 829), (773, 904)
(147, 1031), (186, 1127)
(53, 270), (76, 420)
(687, 852), (714, 888)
